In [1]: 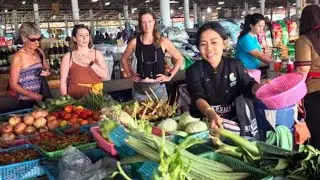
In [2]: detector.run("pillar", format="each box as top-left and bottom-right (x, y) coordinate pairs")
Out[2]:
(260, 0), (265, 15)
(71, 0), (80, 24)
(12, 10), (18, 39)
(286, 2), (291, 19)
(160, 0), (171, 27)
(64, 14), (69, 37)
(296, 0), (302, 19)
(33, 1), (40, 27)
(193, 2), (197, 26)
(245, 1), (249, 15)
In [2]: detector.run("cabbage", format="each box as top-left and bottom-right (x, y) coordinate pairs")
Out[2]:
(178, 112), (200, 131)
(157, 118), (178, 133)
(185, 121), (208, 134)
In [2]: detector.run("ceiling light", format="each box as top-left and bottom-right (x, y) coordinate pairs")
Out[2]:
(292, 3), (296, 6)
(278, 6), (283, 8)
(216, 7), (221, 10)
(218, 2), (224, 5)
(170, 1), (179, 3)
(22, 1), (26, 4)
(132, 7), (137, 11)
(171, 9), (174, 14)
(91, 0), (98, 2)
(202, 15), (205, 19)
(145, 0), (150, 2)
(178, 7), (183, 10)
(4, 9), (8, 12)
(251, 7), (256, 10)
(105, 2), (110, 5)
(207, 7), (212, 13)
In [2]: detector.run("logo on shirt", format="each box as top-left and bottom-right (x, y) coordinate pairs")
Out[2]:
(211, 105), (232, 114)
(229, 73), (237, 87)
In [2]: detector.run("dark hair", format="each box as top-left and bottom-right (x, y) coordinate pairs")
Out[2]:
(300, 5), (320, 55)
(195, 22), (229, 49)
(238, 13), (265, 38)
(71, 24), (93, 49)
(138, 9), (161, 48)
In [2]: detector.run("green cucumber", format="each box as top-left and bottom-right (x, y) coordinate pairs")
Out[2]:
(37, 101), (46, 109)
(66, 95), (72, 100)
(60, 96), (67, 101)
(45, 98), (54, 103)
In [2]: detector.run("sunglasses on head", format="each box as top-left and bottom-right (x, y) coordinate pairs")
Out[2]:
(27, 37), (42, 42)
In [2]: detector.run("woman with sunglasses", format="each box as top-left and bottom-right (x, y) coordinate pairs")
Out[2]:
(121, 9), (183, 101)
(60, 24), (109, 99)
(9, 22), (50, 109)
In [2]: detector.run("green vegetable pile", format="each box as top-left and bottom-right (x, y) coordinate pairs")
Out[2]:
(34, 95), (75, 112)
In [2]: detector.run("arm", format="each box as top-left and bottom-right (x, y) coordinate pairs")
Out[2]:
(121, 38), (136, 78)
(9, 54), (42, 101)
(162, 37), (184, 79)
(90, 50), (109, 80)
(294, 37), (312, 77)
(60, 52), (71, 96)
(235, 60), (259, 97)
(249, 50), (273, 64)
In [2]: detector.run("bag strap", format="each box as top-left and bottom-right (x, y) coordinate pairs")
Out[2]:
(35, 49), (44, 65)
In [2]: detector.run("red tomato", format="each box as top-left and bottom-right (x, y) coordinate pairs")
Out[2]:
(64, 105), (73, 113)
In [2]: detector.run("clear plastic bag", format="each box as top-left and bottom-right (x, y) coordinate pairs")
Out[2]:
(58, 146), (117, 180)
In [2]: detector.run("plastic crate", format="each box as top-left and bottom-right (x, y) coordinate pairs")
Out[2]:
(0, 108), (33, 121)
(0, 144), (45, 180)
(42, 148), (108, 180)
(37, 142), (97, 160)
(173, 130), (209, 144)
(90, 126), (118, 156)
(109, 126), (137, 158)
(138, 161), (158, 180)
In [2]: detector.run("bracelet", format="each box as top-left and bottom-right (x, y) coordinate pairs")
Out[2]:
(205, 107), (215, 117)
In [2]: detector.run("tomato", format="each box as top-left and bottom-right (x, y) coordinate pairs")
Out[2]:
(62, 113), (72, 120)
(79, 111), (89, 119)
(50, 112), (59, 118)
(86, 110), (94, 117)
(76, 105), (84, 110)
(87, 117), (94, 124)
(64, 105), (73, 113)
(92, 112), (101, 121)
(69, 117), (78, 124)
(71, 114), (78, 119)
(80, 120), (89, 125)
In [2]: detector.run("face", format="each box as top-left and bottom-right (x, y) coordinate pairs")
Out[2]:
(199, 29), (226, 63)
(24, 34), (41, 49)
(250, 20), (265, 34)
(140, 14), (155, 33)
(73, 28), (90, 48)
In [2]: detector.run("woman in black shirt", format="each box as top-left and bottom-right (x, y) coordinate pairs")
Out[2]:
(186, 22), (262, 131)
(121, 9), (183, 101)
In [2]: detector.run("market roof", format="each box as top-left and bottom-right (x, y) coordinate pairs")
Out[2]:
(0, 0), (307, 23)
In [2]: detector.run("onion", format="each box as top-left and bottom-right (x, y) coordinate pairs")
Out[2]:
(1, 132), (16, 141)
(47, 119), (59, 130)
(34, 118), (47, 129)
(24, 126), (37, 135)
(14, 123), (27, 135)
(39, 126), (49, 133)
(46, 115), (56, 121)
(23, 115), (35, 126)
(31, 110), (45, 119)
(1, 123), (14, 133)
(41, 110), (49, 118)
(8, 116), (22, 126)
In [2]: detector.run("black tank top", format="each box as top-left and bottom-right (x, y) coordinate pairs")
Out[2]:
(135, 35), (165, 79)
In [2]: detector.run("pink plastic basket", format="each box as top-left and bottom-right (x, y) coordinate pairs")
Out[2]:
(90, 126), (118, 156)
(256, 73), (307, 109)
(247, 69), (261, 83)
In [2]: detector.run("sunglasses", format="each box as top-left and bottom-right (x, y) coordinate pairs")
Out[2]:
(27, 37), (42, 42)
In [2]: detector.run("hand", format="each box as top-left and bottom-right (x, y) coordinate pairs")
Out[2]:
(131, 73), (141, 82)
(40, 69), (50, 77)
(156, 74), (171, 82)
(32, 94), (43, 102)
(207, 111), (223, 130)
(297, 100), (304, 114)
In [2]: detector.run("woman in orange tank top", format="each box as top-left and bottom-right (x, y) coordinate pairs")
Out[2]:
(60, 24), (110, 99)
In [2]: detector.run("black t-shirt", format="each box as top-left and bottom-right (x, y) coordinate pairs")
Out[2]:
(186, 57), (257, 119)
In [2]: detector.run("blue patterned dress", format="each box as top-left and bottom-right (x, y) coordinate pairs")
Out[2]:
(17, 63), (42, 100)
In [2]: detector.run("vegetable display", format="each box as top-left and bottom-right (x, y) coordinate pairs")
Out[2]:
(0, 149), (40, 165)
(35, 95), (75, 112)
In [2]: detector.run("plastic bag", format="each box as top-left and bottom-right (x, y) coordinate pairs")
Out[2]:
(58, 146), (117, 180)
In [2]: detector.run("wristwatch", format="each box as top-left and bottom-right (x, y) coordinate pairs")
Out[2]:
(89, 61), (95, 67)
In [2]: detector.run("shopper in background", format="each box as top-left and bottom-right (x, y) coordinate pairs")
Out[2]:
(121, 9), (183, 101)
(60, 24), (109, 99)
(9, 22), (50, 108)
(186, 22), (263, 135)
(235, 13), (273, 69)
(295, 5), (320, 149)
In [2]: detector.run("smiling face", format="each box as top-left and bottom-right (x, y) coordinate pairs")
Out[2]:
(23, 33), (41, 50)
(250, 20), (265, 34)
(140, 13), (155, 34)
(199, 29), (226, 63)
(73, 28), (90, 48)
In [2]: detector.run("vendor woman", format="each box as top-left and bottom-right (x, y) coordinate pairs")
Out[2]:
(186, 22), (263, 132)
(235, 13), (273, 69)
(121, 9), (183, 101)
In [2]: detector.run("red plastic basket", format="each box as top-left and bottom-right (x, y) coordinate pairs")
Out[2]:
(90, 126), (118, 156)
(256, 73), (307, 109)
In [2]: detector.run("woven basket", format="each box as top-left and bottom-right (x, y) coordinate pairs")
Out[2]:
(256, 73), (307, 109)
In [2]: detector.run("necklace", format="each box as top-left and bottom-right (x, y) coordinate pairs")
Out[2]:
(22, 49), (36, 60)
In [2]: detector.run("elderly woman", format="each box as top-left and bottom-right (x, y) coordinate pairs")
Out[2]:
(9, 22), (50, 109)
(295, 5), (320, 148)
(186, 22), (263, 136)
(60, 24), (109, 99)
